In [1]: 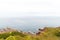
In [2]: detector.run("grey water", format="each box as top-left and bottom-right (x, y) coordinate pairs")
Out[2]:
(0, 17), (60, 32)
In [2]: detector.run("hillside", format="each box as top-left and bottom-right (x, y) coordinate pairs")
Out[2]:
(0, 27), (60, 40)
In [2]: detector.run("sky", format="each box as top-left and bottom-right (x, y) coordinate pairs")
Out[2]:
(0, 0), (60, 18)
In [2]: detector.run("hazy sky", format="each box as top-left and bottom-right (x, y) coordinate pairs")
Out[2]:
(0, 0), (60, 18)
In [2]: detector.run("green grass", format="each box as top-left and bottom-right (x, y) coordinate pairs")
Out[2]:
(0, 27), (60, 40)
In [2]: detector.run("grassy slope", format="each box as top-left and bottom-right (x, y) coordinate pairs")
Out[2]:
(0, 27), (60, 40)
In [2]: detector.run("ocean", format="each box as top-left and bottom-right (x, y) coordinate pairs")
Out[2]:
(0, 17), (60, 32)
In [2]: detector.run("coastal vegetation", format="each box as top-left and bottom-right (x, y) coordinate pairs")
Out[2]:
(0, 27), (60, 40)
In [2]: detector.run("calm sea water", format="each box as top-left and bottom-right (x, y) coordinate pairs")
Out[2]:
(0, 17), (60, 32)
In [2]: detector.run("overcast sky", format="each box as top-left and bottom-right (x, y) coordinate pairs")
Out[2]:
(0, 0), (60, 18)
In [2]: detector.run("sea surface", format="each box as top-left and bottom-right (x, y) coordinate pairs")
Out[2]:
(0, 17), (60, 32)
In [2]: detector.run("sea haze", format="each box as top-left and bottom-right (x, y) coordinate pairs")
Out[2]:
(0, 17), (60, 32)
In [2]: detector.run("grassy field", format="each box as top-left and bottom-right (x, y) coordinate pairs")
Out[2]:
(0, 27), (60, 40)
